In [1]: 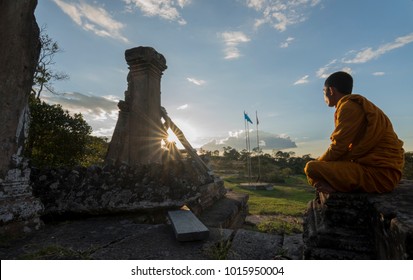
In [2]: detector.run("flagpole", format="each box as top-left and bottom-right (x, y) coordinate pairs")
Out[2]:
(247, 122), (251, 184)
(244, 112), (248, 183)
(244, 111), (248, 160)
(244, 111), (252, 184)
(256, 111), (261, 182)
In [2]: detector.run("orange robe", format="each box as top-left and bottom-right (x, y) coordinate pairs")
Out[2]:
(304, 94), (404, 193)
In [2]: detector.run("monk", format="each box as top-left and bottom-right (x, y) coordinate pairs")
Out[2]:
(304, 71), (404, 194)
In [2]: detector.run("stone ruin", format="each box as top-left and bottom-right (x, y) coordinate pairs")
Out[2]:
(0, 0), (43, 236)
(29, 46), (226, 222)
(106, 47), (166, 165)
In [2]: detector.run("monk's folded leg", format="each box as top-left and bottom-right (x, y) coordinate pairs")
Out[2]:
(364, 166), (401, 193)
(304, 160), (367, 192)
(305, 160), (402, 193)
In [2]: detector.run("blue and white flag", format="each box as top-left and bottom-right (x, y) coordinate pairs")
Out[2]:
(244, 112), (253, 124)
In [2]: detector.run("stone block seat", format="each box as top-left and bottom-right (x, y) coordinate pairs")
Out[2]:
(303, 180), (413, 259)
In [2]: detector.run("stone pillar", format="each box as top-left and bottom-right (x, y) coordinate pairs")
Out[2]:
(0, 0), (44, 235)
(106, 47), (167, 165)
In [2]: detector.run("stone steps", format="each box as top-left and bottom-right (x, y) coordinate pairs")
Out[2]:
(199, 190), (249, 229)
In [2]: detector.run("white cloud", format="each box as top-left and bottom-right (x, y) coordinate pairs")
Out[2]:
(280, 37), (294, 48)
(247, 0), (266, 10)
(253, 18), (268, 29)
(316, 64), (329, 77)
(316, 59), (336, 78)
(247, 0), (322, 32)
(316, 33), (413, 80)
(103, 95), (120, 102)
(124, 0), (189, 25)
(228, 129), (244, 138)
(343, 33), (413, 64)
(177, 0), (191, 8)
(202, 130), (297, 151)
(311, 0), (321, 6)
(187, 77), (206, 86)
(42, 91), (119, 137)
(294, 75), (309, 85)
(272, 12), (290, 32)
(177, 104), (189, 110)
(53, 0), (129, 43)
(93, 127), (116, 138)
(316, 60), (352, 79)
(219, 31), (251, 60)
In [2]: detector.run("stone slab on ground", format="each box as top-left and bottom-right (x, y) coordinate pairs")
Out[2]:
(0, 216), (233, 260)
(91, 224), (229, 260)
(227, 229), (283, 260)
(168, 210), (209, 242)
(0, 214), (304, 260)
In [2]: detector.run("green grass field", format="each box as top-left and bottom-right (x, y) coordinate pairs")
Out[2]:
(224, 175), (316, 234)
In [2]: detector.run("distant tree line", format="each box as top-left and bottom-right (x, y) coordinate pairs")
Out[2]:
(200, 146), (413, 182)
(199, 146), (314, 183)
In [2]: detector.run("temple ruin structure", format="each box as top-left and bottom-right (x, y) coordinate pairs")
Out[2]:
(106, 46), (212, 181)
(106, 47), (167, 165)
(27, 46), (226, 220)
(0, 0), (44, 235)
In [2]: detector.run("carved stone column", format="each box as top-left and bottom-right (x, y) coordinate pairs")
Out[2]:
(0, 0), (44, 235)
(106, 47), (167, 165)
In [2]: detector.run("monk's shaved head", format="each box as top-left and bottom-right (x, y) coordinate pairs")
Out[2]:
(325, 71), (353, 94)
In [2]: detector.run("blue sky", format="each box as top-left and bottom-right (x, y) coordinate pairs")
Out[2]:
(35, 0), (413, 157)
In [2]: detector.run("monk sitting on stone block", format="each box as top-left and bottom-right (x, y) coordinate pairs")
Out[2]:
(304, 71), (404, 194)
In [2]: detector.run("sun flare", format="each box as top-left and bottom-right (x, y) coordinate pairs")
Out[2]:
(166, 128), (179, 143)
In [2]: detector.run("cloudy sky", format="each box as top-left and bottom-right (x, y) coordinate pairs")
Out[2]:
(35, 0), (413, 156)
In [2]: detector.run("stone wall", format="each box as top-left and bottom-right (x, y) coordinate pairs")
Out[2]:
(0, 160), (44, 235)
(303, 181), (413, 259)
(31, 161), (226, 222)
